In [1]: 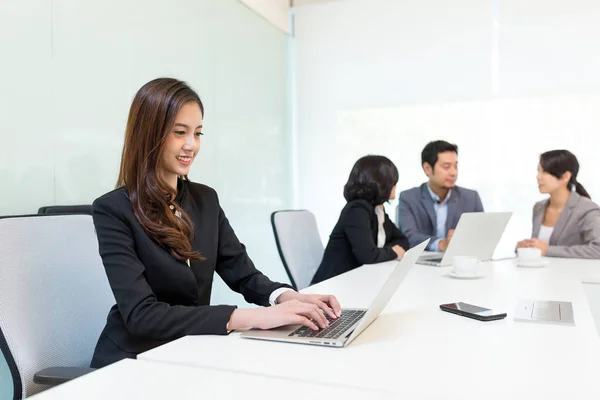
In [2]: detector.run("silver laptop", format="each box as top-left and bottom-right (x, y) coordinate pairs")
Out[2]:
(513, 299), (575, 326)
(417, 212), (512, 267)
(240, 239), (429, 347)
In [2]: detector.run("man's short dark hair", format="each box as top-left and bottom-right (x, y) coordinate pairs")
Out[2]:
(421, 140), (458, 169)
(343, 155), (398, 205)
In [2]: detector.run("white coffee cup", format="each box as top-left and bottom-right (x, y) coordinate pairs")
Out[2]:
(517, 248), (542, 262)
(451, 256), (480, 276)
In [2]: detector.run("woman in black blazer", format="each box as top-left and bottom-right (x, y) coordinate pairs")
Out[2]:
(312, 155), (409, 284)
(90, 78), (340, 368)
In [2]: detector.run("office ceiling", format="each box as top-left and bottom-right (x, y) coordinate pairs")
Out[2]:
(237, 0), (349, 34)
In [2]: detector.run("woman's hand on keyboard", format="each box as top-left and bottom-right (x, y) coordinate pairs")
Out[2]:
(260, 300), (329, 330)
(228, 299), (334, 331)
(277, 292), (342, 320)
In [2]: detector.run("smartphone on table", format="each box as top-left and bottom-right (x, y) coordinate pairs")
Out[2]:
(440, 302), (507, 321)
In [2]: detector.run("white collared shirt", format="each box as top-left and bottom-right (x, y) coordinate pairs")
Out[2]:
(374, 205), (386, 248)
(426, 185), (452, 251)
(538, 225), (554, 244)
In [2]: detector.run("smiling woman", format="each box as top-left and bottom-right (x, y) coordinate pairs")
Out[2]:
(117, 78), (206, 262)
(90, 78), (342, 368)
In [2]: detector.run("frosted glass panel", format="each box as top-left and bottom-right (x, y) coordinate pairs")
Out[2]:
(0, 0), (54, 215)
(50, 0), (217, 205)
(207, 0), (291, 305)
(0, 0), (290, 306)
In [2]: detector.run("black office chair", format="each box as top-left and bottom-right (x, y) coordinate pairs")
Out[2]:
(37, 205), (92, 215)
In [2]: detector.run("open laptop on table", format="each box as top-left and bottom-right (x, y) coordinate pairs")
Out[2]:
(417, 212), (512, 267)
(240, 239), (429, 347)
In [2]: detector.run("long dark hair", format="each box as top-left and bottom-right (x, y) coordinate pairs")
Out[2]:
(540, 150), (590, 199)
(343, 155), (399, 205)
(117, 78), (204, 261)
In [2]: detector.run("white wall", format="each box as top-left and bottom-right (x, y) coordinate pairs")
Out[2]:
(293, 0), (600, 256)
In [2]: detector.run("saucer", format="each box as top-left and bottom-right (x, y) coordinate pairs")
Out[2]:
(515, 259), (549, 268)
(447, 271), (485, 279)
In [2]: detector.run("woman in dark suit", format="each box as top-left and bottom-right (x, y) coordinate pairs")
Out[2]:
(311, 155), (410, 284)
(90, 78), (340, 368)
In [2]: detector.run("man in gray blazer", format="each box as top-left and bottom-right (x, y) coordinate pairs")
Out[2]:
(397, 141), (484, 250)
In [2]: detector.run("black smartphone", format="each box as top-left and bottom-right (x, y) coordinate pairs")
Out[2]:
(440, 302), (507, 321)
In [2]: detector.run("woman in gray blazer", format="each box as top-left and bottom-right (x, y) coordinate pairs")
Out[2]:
(517, 150), (600, 259)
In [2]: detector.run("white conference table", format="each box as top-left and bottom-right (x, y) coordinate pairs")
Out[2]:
(29, 358), (421, 399)
(139, 257), (600, 399)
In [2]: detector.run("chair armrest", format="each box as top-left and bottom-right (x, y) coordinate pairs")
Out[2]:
(34, 367), (96, 386)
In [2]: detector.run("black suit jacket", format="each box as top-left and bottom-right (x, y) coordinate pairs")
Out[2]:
(311, 200), (410, 284)
(90, 179), (289, 368)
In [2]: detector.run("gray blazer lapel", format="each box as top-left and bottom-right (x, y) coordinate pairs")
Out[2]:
(420, 184), (437, 229)
(550, 192), (578, 245)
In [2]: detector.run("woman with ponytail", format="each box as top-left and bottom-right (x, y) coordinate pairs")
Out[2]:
(90, 78), (340, 368)
(517, 150), (600, 259)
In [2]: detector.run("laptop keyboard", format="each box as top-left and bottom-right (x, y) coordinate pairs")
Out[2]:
(288, 309), (366, 339)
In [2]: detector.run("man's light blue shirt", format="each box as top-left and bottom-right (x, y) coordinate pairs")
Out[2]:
(427, 185), (451, 251)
